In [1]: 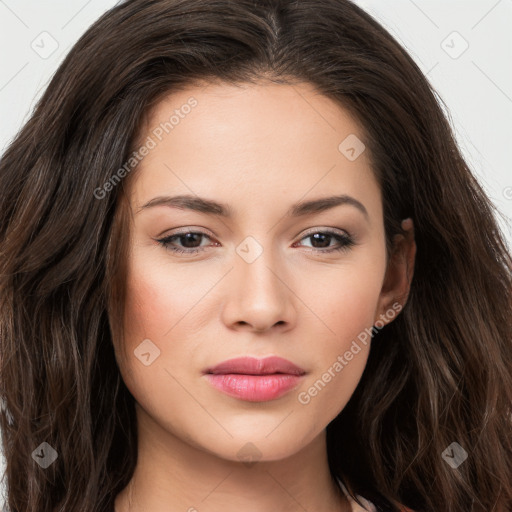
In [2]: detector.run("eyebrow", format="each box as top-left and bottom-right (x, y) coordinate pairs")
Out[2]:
(137, 194), (369, 220)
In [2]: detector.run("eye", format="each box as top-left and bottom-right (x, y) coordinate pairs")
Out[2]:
(156, 231), (215, 255)
(294, 229), (355, 253)
(156, 228), (355, 255)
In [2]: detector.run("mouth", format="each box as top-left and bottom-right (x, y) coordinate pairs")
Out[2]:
(203, 356), (306, 402)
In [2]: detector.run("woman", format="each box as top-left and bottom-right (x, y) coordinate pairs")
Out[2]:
(0, 1), (510, 511)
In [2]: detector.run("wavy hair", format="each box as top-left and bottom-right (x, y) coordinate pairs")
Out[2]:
(0, 0), (511, 511)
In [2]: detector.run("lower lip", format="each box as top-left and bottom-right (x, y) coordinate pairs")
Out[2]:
(205, 374), (303, 402)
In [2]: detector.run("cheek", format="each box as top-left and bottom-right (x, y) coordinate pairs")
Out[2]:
(123, 271), (169, 340)
(305, 257), (385, 347)
(122, 252), (199, 344)
(115, 262), (197, 429)
(295, 293), (376, 426)
(115, 258), (180, 386)
(294, 257), (385, 417)
(117, 248), (214, 393)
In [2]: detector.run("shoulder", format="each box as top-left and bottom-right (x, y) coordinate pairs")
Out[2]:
(347, 496), (415, 512)
(337, 479), (414, 512)
(345, 493), (378, 512)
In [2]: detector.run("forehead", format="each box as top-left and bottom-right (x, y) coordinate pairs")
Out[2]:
(128, 81), (381, 223)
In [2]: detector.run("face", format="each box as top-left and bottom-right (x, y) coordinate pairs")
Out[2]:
(113, 80), (409, 463)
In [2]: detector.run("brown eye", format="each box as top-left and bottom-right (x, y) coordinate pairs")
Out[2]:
(157, 231), (213, 254)
(295, 230), (355, 253)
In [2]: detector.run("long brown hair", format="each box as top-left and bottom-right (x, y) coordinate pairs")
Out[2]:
(1, 1), (511, 511)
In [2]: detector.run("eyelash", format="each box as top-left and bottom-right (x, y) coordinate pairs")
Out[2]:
(156, 229), (355, 255)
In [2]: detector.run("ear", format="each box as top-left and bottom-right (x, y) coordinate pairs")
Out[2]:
(374, 218), (416, 326)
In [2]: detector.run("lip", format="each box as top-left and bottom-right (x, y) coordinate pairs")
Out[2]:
(204, 356), (306, 402)
(206, 356), (306, 376)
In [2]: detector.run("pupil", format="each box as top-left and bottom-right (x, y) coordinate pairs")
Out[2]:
(311, 233), (331, 248)
(180, 233), (201, 248)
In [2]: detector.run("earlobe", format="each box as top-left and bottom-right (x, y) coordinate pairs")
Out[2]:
(374, 218), (417, 326)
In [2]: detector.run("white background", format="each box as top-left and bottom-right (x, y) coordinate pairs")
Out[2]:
(0, 0), (511, 505)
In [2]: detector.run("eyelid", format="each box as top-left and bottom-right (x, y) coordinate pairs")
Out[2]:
(299, 226), (352, 238)
(156, 225), (216, 238)
(156, 226), (356, 255)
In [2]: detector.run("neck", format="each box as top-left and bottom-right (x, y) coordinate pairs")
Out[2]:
(114, 404), (350, 512)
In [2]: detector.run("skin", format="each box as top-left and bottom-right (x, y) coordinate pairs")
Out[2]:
(113, 81), (416, 512)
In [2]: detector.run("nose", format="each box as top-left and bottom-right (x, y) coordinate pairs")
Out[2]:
(220, 246), (297, 333)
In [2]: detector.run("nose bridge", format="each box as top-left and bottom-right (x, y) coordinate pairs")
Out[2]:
(221, 233), (294, 330)
(235, 233), (285, 300)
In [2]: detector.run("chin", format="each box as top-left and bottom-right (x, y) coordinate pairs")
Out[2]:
(192, 427), (321, 465)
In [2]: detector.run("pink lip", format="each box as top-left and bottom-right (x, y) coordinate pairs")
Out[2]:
(204, 356), (306, 402)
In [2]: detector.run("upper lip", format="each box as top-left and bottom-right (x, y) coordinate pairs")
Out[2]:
(205, 356), (306, 376)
